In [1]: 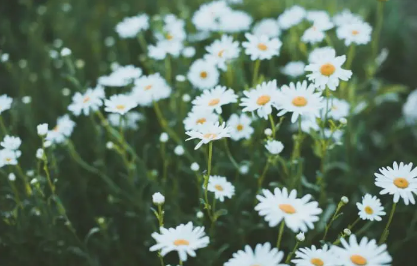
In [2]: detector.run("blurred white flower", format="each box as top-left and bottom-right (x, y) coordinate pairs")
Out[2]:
(115, 14), (149, 38)
(265, 140), (284, 155)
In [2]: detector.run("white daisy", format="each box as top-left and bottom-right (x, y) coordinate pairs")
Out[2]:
(300, 116), (320, 133)
(332, 235), (392, 266)
(149, 222), (210, 262)
(253, 18), (281, 38)
(240, 80), (280, 120)
(115, 14), (149, 38)
(306, 10), (332, 24)
(324, 128), (344, 143)
(187, 59), (220, 90)
(68, 85), (105, 116)
(374, 161), (417, 205)
(301, 20), (334, 44)
(281, 61), (305, 78)
(242, 33), (282, 61)
(205, 35), (240, 71)
(305, 50), (353, 91)
(277, 6), (306, 30)
(104, 94), (138, 115)
(0, 94), (13, 114)
(224, 242), (288, 266)
(192, 1), (232, 32)
(1, 135), (22, 151)
(255, 188), (322, 232)
(108, 111), (144, 130)
(155, 14), (186, 44)
(327, 98), (350, 121)
(265, 140), (284, 155)
(275, 81), (324, 123)
(0, 149), (18, 167)
(46, 115), (76, 144)
(148, 40), (184, 60)
(403, 89), (417, 125)
(192, 85), (237, 114)
(185, 122), (231, 150)
(218, 10), (253, 33)
(308, 47), (335, 63)
(131, 73), (171, 106)
(336, 21), (372, 46)
(227, 114), (254, 141)
(207, 175), (235, 202)
(98, 65), (142, 87)
(291, 244), (337, 266)
(356, 194), (386, 221)
(333, 9), (363, 27)
(183, 108), (219, 131)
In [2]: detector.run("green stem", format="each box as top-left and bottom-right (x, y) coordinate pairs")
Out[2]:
(323, 200), (345, 241)
(252, 60), (261, 87)
(16, 164), (32, 196)
(223, 138), (239, 170)
(268, 114), (276, 139)
(276, 221), (285, 249)
(203, 142), (214, 222)
(285, 241), (300, 263)
(379, 202), (397, 244)
(165, 55), (172, 84)
(372, 1), (385, 59)
(0, 115), (8, 135)
(257, 159), (271, 194)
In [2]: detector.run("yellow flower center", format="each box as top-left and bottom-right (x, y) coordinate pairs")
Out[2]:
(218, 49), (225, 57)
(352, 30), (359, 35)
(364, 206), (373, 214)
(320, 63), (336, 76)
(144, 85), (153, 90)
(200, 71), (208, 79)
(237, 124), (244, 131)
(257, 43), (268, 51)
(203, 133), (218, 139)
(215, 184), (224, 191)
(394, 177), (409, 188)
(350, 255), (367, 265)
(292, 96), (308, 107)
(5, 158), (11, 162)
(196, 118), (206, 124)
(279, 204), (296, 214)
(166, 33), (173, 40)
(53, 126), (59, 132)
(116, 105), (125, 110)
(208, 98), (220, 106)
(173, 239), (189, 246)
(83, 96), (90, 103)
(310, 258), (324, 266)
(256, 95), (271, 106)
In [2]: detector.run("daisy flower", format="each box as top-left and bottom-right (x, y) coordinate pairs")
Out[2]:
(224, 242), (287, 266)
(115, 14), (149, 38)
(374, 161), (417, 205)
(255, 187), (322, 232)
(242, 33), (282, 61)
(187, 59), (220, 90)
(148, 41), (184, 60)
(301, 20), (334, 44)
(333, 9), (363, 27)
(356, 194), (386, 221)
(253, 18), (281, 38)
(0, 149), (18, 167)
(305, 50), (352, 91)
(218, 10), (253, 33)
(0, 94), (13, 114)
(155, 14), (186, 44)
(192, 85), (237, 114)
(308, 47), (335, 63)
(185, 122), (231, 150)
(332, 235), (392, 266)
(108, 111), (144, 130)
(131, 73), (171, 106)
(206, 175), (235, 202)
(306, 10), (332, 24)
(104, 94), (138, 115)
(227, 114), (254, 141)
(281, 61), (305, 78)
(98, 65), (142, 87)
(327, 98), (350, 120)
(192, 1), (232, 32)
(46, 115), (76, 144)
(300, 116), (320, 133)
(183, 108), (219, 131)
(240, 80), (280, 120)
(275, 81), (324, 123)
(205, 35), (240, 71)
(277, 6), (306, 30)
(265, 140), (284, 155)
(291, 244), (337, 266)
(68, 85), (105, 116)
(149, 222), (210, 262)
(1, 135), (22, 151)
(336, 21), (372, 46)
(403, 89), (417, 125)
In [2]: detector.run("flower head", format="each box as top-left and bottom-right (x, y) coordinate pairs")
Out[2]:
(1, 135), (22, 151)
(356, 194), (386, 221)
(98, 65), (142, 87)
(207, 175), (235, 202)
(265, 140), (284, 155)
(68, 86), (105, 116)
(336, 21), (372, 46)
(0, 95), (13, 114)
(46, 115), (75, 144)
(227, 114), (254, 141)
(240, 80), (279, 120)
(132, 73), (171, 106)
(205, 35), (240, 71)
(185, 122), (231, 150)
(224, 242), (287, 266)
(115, 14), (149, 38)
(188, 59), (220, 90)
(278, 6), (306, 30)
(253, 18), (281, 38)
(104, 94), (137, 115)
(192, 85), (238, 114)
(242, 33), (282, 61)
(183, 108), (218, 131)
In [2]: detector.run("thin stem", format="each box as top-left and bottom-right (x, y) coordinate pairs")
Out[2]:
(268, 114), (276, 139)
(257, 159), (271, 194)
(323, 200), (345, 241)
(285, 241), (300, 263)
(165, 55), (172, 84)
(223, 138), (239, 170)
(379, 202), (397, 244)
(276, 221), (285, 249)
(9, 179), (23, 209)
(0, 115), (8, 135)
(340, 45), (356, 99)
(252, 59), (261, 87)
(203, 142), (214, 222)
(16, 164), (32, 196)
(372, 1), (385, 59)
